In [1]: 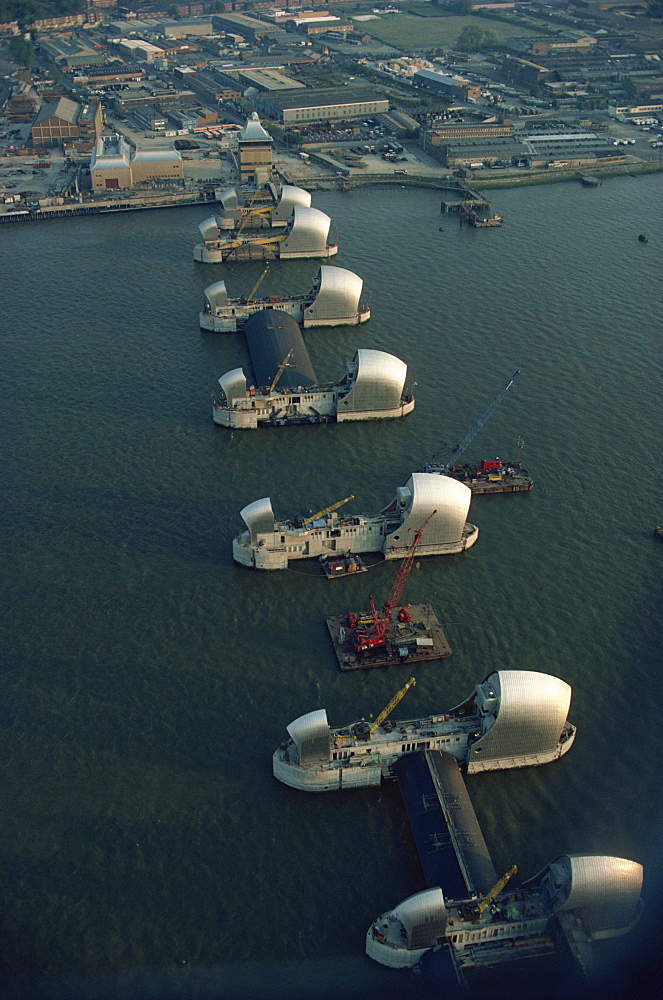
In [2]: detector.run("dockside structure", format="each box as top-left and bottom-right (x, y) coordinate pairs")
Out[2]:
(214, 311), (413, 429)
(194, 204), (337, 263)
(273, 670), (577, 791)
(200, 265), (369, 332)
(232, 472), (478, 570)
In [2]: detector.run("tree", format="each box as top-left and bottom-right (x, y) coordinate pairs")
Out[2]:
(456, 25), (483, 53)
(481, 28), (499, 51)
(9, 35), (35, 69)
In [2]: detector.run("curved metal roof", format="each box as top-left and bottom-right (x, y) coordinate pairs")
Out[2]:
(217, 186), (239, 211)
(386, 473), (471, 548)
(280, 205), (331, 254)
(240, 497), (275, 542)
(271, 183), (312, 222)
(304, 266), (364, 323)
(556, 855), (644, 935)
(204, 280), (228, 309)
(244, 310), (317, 389)
(198, 216), (219, 242)
(286, 709), (331, 765)
(338, 349), (407, 414)
(218, 367), (246, 406)
(469, 670), (572, 763)
(393, 888), (447, 950)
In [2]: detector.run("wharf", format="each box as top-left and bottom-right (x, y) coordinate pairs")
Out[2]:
(0, 189), (216, 223)
(325, 603), (452, 672)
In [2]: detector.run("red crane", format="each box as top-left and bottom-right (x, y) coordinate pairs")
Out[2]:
(350, 510), (437, 654)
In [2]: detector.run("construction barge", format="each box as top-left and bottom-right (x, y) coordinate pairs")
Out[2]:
(326, 603), (451, 671)
(272, 670), (576, 791)
(426, 459), (533, 494)
(421, 371), (534, 494)
(200, 265), (370, 332)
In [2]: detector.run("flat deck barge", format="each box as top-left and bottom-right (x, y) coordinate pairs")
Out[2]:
(424, 459), (534, 494)
(326, 603), (451, 671)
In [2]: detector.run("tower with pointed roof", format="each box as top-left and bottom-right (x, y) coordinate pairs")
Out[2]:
(237, 112), (274, 184)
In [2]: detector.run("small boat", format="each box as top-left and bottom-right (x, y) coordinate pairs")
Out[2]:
(638, 234), (649, 243)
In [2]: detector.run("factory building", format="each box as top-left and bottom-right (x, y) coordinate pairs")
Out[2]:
(211, 13), (286, 44)
(255, 88), (389, 124)
(31, 97), (103, 147)
(90, 134), (183, 191)
(413, 70), (481, 103)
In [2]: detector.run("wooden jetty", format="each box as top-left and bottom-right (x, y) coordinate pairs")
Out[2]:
(326, 603), (452, 672)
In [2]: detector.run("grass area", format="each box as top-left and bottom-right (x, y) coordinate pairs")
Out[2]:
(354, 13), (541, 51)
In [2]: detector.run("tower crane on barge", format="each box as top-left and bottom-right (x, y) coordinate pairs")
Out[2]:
(301, 495), (355, 527)
(424, 369), (521, 475)
(349, 511), (436, 655)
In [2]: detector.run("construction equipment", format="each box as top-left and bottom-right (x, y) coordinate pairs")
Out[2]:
(245, 265), (269, 303)
(301, 495), (355, 527)
(268, 349), (295, 393)
(369, 677), (416, 735)
(352, 511), (436, 654)
(476, 865), (518, 917)
(424, 370), (521, 474)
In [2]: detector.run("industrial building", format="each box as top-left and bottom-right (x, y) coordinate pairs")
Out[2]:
(31, 97), (103, 147)
(90, 134), (183, 191)
(413, 70), (481, 103)
(211, 13), (286, 44)
(254, 88), (389, 124)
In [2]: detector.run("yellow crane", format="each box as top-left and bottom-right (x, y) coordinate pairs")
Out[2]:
(476, 865), (518, 917)
(268, 349), (295, 393)
(301, 495), (355, 526)
(245, 265), (270, 303)
(369, 677), (416, 735)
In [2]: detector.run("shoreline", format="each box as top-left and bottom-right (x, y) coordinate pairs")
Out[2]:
(294, 159), (663, 193)
(2, 159), (661, 224)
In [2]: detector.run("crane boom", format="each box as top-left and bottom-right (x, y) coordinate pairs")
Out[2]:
(353, 512), (436, 654)
(369, 677), (416, 735)
(425, 370), (521, 473)
(268, 348), (295, 393)
(383, 510), (437, 618)
(245, 265), (269, 302)
(302, 495), (355, 526)
(476, 865), (518, 916)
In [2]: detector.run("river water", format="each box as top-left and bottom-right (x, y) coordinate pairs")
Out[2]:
(1, 175), (661, 997)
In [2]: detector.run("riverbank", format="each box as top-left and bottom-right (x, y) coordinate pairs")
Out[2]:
(287, 159), (663, 194)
